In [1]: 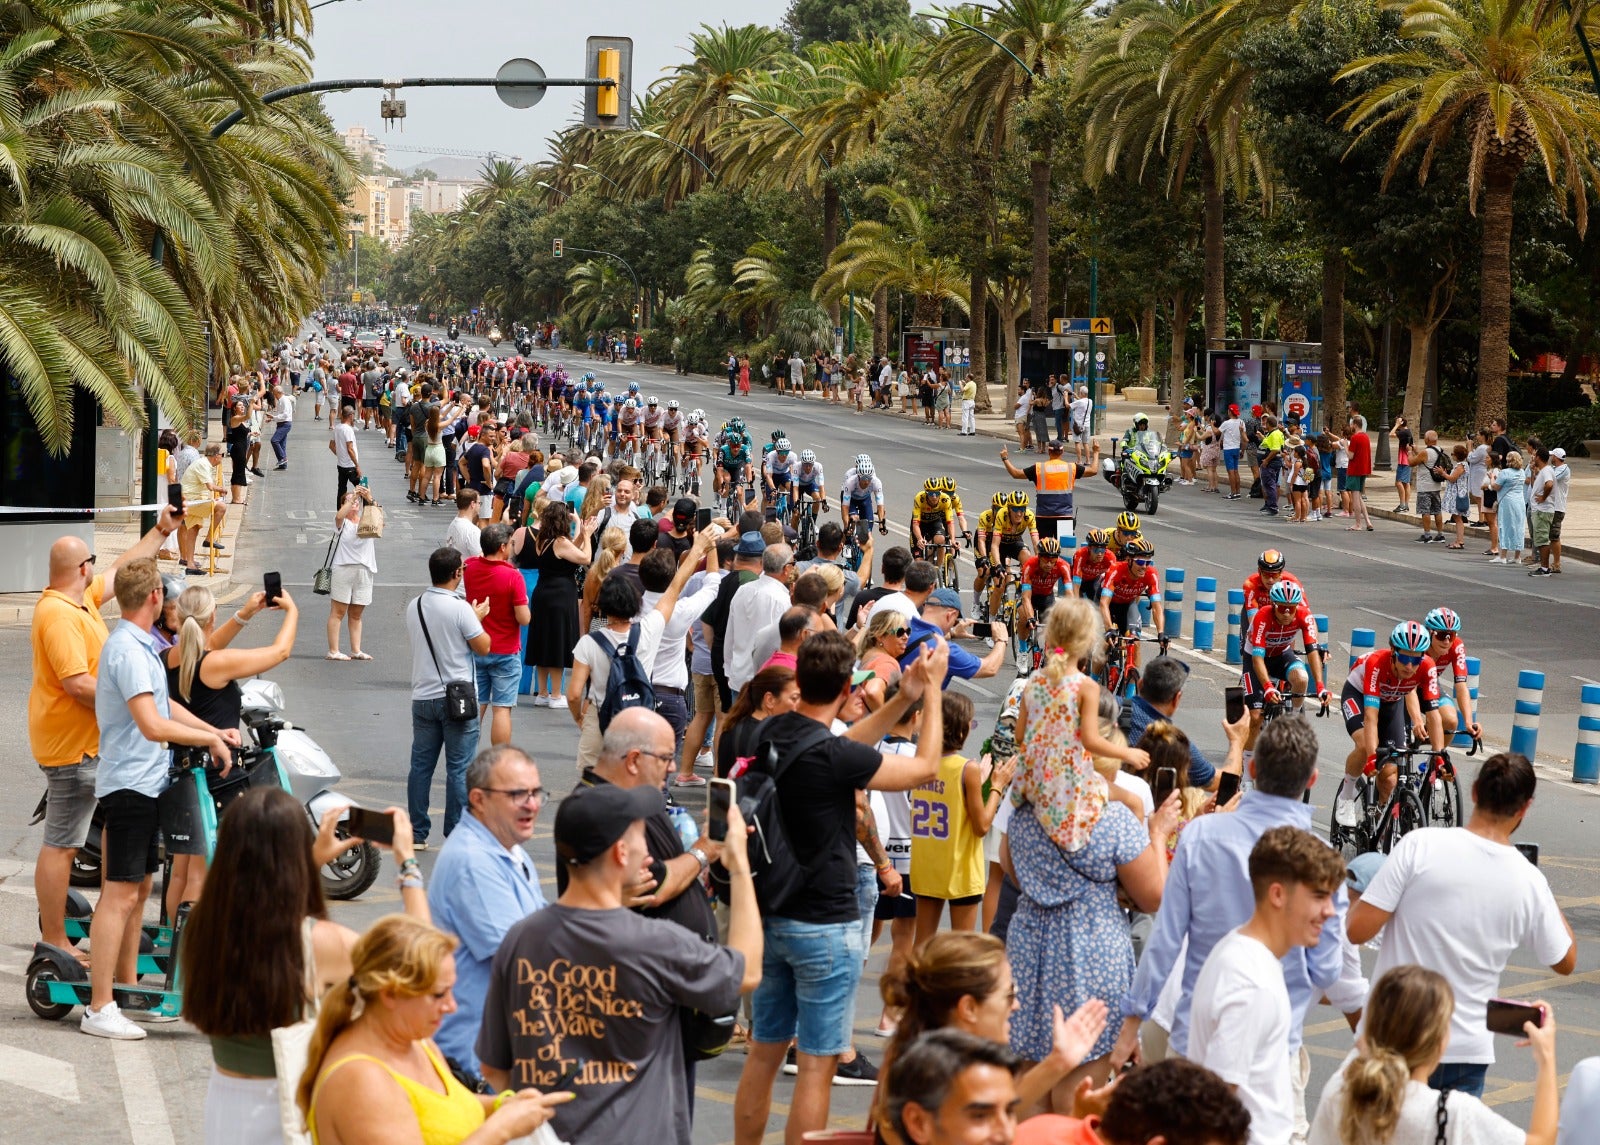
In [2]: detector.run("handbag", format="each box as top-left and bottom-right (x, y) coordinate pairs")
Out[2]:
(417, 596), (477, 721)
(312, 530), (338, 596)
(272, 919), (320, 1145)
(357, 499), (385, 539)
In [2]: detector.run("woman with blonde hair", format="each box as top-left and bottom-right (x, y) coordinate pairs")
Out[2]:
(1309, 965), (1557, 1145)
(579, 525), (627, 632)
(1492, 451), (1527, 566)
(811, 561), (845, 629)
(299, 915), (571, 1145)
(855, 608), (909, 711)
(161, 583), (298, 922)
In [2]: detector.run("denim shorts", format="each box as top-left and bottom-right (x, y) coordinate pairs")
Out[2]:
(1223, 448), (1240, 472)
(39, 756), (99, 849)
(1396, 464), (1412, 483)
(854, 864), (880, 958)
(475, 652), (521, 708)
(751, 917), (865, 1056)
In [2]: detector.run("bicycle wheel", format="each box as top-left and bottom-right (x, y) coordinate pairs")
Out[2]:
(945, 554), (961, 595)
(1374, 787), (1426, 854)
(1328, 778), (1375, 860)
(1426, 769), (1463, 829)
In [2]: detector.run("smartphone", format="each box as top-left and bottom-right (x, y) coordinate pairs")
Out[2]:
(1216, 771), (1242, 805)
(1151, 766), (1179, 809)
(708, 778), (736, 843)
(969, 621), (994, 640)
(549, 1056), (587, 1091)
(345, 806), (395, 846)
(167, 484), (184, 512)
(263, 571), (282, 607)
(1515, 842), (1540, 866)
(1486, 999), (1545, 1036)
(696, 507), (713, 531)
(1225, 686), (1246, 725)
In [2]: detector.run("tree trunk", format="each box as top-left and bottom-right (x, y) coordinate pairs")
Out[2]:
(1166, 289), (1193, 447)
(873, 285), (889, 363)
(824, 182), (840, 328)
(1402, 321), (1430, 428)
(1239, 302), (1255, 343)
(1199, 134), (1226, 347)
(1320, 248), (1346, 423)
(970, 260), (991, 411)
(1030, 150), (1052, 333)
(1139, 305), (1156, 386)
(1278, 310), (1308, 343)
(1003, 309), (1023, 407)
(1476, 162), (1519, 427)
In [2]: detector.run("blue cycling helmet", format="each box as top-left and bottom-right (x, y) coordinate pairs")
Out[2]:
(1423, 607), (1461, 634)
(1389, 621), (1431, 655)
(1268, 581), (1304, 607)
(628, 382), (640, 393)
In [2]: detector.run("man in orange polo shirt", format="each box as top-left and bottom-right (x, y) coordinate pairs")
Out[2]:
(29, 506), (182, 952)
(1012, 1060), (1249, 1145)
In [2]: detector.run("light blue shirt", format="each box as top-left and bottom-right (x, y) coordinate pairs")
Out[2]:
(1121, 790), (1346, 1055)
(94, 621), (173, 799)
(428, 812), (547, 1072)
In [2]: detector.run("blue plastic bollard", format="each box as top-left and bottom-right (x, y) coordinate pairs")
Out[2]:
(1452, 656), (1481, 749)
(1163, 568), (1185, 644)
(1510, 670), (1545, 760)
(1226, 589), (1245, 665)
(1349, 627), (1376, 672)
(1313, 613), (1330, 656)
(1193, 577), (1217, 652)
(1575, 684), (1600, 784)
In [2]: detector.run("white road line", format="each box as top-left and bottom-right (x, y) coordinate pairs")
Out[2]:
(1573, 676), (1600, 687)
(1356, 606), (1406, 624)
(113, 1039), (174, 1145)
(1141, 517), (1195, 534)
(1190, 556), (1232, 569)
(0, 1044), (80, 1103)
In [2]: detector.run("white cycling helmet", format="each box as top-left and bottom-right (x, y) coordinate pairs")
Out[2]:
(856, 459), (875, 479)
(775, 437), (791, 452)
(691, 408), (705, 421)
(799, 449), (816, 464)
(667, 399), (680, 411)
(647, 396), (659, 406)
(854, 452), (872, 470)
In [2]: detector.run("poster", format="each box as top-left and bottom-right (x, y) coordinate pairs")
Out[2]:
(1211, 355), (1261, 417)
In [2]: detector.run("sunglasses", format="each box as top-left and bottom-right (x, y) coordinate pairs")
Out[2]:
(79, 554), (97, 568)
(888, 627), (909, 637)
(1394, 653), (1423, 666)
(1133, 558), (1154, 567)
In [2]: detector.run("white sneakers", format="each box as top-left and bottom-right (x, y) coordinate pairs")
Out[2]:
(1334, 799), (1361, 828)
(81, 1001), (147, 1040)
(694, 749), (714, 771)
(547, 695), (568, 710)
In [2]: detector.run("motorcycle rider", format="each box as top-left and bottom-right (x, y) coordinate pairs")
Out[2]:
(1120, 412), (1166, 464)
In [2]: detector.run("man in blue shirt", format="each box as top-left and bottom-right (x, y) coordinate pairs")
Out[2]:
(1124, 655), (1219, 791)
(429, 743), (548, 1073)
(1111, 714), (1345, 1138)
(85, 558), (237, 1041)
(899, 587), (1010, 686)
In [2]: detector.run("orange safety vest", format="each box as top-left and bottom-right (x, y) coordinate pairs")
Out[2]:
(1035, 459), (1077, 518)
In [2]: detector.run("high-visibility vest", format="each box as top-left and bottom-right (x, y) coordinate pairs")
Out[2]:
(1035, 459), (1077, 518)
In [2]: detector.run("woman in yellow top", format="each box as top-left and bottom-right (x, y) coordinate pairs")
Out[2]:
(910, 691), (1017, 950)
(299, 915), (571, 1145)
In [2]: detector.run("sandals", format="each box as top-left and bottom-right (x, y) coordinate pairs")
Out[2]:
(325, 651), (351, 661)
(350, 651), (373, 661)
(1446, 543), (1464, 550)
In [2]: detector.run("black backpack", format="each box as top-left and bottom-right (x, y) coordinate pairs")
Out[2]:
(711, 720), (834, 915)
(588, 625), (655, 732)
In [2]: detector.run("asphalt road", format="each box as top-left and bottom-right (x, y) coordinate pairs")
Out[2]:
(0, 322), (1597, 1142)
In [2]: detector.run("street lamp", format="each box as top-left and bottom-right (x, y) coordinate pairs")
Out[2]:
(638, 128), (718, 183)
(573, 163), (622, 193)
(309, 0), (360, 9)
(536, 180), (565, 203)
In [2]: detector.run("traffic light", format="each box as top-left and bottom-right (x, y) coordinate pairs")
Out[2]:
(584, 36), (633, 129)
(552, 238), (564, 258)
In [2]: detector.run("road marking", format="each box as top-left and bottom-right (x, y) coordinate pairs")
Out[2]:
(1356, 606), (1405, 624)
(0, 1044), (80, 1103)
(114, 1039), (174, 1145)
(1190, 556), (1231, 569)
(1573, 676), (1600, 687)
(1141, 517), (1195, 534)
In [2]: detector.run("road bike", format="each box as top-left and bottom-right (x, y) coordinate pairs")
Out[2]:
(1328, 739), (1473, 860)
(725, 471), (756, 522)
(923, 534), (963, 593)
(795, 497), (823, 562)
(1098, 631), (1170, 705)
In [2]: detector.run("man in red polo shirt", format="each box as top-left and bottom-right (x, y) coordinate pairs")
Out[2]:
(1012, 1059), (1249, 1145)
(463, 523), (530, 747)
(1344, 412), (1374, 532)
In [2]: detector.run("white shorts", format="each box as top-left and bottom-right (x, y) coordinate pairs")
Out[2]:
(331, 563), (374, 606)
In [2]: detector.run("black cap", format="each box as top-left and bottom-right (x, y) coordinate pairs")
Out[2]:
(554, 783), (664, 866)
(673, 497), (697, 522)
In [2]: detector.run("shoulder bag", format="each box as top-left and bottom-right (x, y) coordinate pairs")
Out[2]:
(271, 918), (320, 1145)
(417, 596), (477, 721)
(312, 530), (338, 596)
(1435, 1088), (1449, 1145)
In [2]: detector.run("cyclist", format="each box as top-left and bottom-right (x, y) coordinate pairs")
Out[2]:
(979, 490), (1038, 619)
(793, 449), (827, 524)
(661, 399), (683, 466)
(682, 411), (710, 490)
(1242, 549), (1306, 629)
(1338, 620), (1445, 820)
(763, 437), (797, 514)
(840, 455), (887, 584)
(1423, 606), (1481, 742)
(1071, 527), (1115, 601)
(642, 396), (665, 471)
(1099, 537), (1163, 642)
(1242, 580), (1328, 749)
(716, 426), (755, 507)
(616, 396), (643, 460)
(910, 477), (968, 558)
(1019, 536), (1070, 631)
(1112, 511), (1142, 558)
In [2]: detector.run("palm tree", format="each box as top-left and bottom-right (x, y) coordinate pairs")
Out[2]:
(816, 187), (970, 326)
(565, 259), (634, 332)
(1337, 0), (1600, 423)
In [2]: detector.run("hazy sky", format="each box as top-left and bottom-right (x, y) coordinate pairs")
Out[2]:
(309, 1), (791, 167)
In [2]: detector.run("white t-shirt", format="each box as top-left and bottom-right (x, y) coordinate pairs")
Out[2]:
(444, 516), (482, 561)
(1361, 827), (1570, 1064)
(1220, 418), (1244, 450)
(1189, 928), (1295, 1145)
(332, 423), (357, 467)
(1113, 770), (1154, 819)
(572, 612), (666, 707)
(1309, 1055), (1522, 1145)
(874, 737), (918, 878)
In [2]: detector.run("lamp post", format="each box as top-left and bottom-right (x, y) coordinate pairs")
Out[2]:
(638, 129), (718, 183)
(536, 180), (566, 203)
(573, 163), (622, 193)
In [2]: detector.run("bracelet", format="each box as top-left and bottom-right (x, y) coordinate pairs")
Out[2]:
(398, 874), (424, 890)
(398, 857), (421, 877)
(875, 861), (892, 872)
(233, 611), (251, 626)
(492, 1090), (515, 1112)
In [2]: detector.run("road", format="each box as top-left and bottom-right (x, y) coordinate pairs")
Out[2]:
(0, 321), (1595, 1141)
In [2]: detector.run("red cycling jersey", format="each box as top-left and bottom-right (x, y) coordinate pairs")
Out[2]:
(1242, 571), (1305, 615)
(1434, 635), (1469, 684)
(1245, 602), (1318, 659)
(1072, 548), (1113, 586)
(1100, 561), (1159, 605)
(1021, 555), (1069, 597)
(1346, 650), (1441, 709)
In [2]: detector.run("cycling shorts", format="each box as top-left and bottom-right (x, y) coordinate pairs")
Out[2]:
(1108, 599), (1137, 633)
(1341, 682), (1409, 747)
(1030, 592), (1055, 617)
(1076, 576), (1104, 601)
(997, 537), (1025, 564)
(797, 481), (820, 496)
(769, 471), (793, 487)
(1243, 653), (1306, 708)
(918, 516), (953, 538)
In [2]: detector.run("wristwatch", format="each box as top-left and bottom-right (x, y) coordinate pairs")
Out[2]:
(690, 846), (710, 872)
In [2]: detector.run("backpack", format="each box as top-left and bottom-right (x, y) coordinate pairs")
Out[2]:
(711, 720), (835, 915)
(588, 625), (655, 732)
(1426, 447), (1451, 485)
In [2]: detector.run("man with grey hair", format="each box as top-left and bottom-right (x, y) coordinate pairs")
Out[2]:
(427, 743), (547, 1075)
(727, 542), (795, 695)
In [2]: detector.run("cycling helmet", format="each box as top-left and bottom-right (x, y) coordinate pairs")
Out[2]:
(647, 396), (659, 407)
(800, 449), (817, 464)
(924, 477), (941, 494)
(771, 429), (785, 443)
(991, 492), (1006, 508)
(580, 371), (594, 383)
(626, 398), (639, 410)
(1123, 538), (1155, 560)
(1038, 537), (1061, 557)
(730, 417), (745, 433)
(1116, 511), (1141, 532)
(1257, 549), (1286, 573)
(627, 382), (639, 394)
(856, 459), (875, 478)
(937, 476), (956, 494)
(691, 408), (704, 421)
(774, 437), (791, 452)
(1268, 581), (1304, 607)
(1004, 490), (1029, 508)
(1086, 528), (1111, 547)
(1390, 621), (1431, 655)
(666, 399), (679, 411)
(855, 453), (872, 469)
(1423, 607), (1461, 635)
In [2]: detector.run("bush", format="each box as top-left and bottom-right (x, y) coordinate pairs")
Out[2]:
(1529, 399), (1600, 457)
(640, 327), (673, 365)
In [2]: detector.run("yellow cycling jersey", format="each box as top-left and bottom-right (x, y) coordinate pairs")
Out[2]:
(977, 507), (1037, 538)
(912, 491), (964, 521)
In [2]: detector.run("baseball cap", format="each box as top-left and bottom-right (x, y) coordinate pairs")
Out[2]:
(554, 783), (665, 866)
(1228, 403), (1240, 415)
(1550, 447), (1567, 460)
(927, 587), (963, 614)
(1251, 404), (1264, 416)
(1347, 851), (1386, 894)
(1046, 438), (1064, 450)
(672, 497), (697, 524)
(1183, 396), (1196, 406)
(735, 530), (766, 557)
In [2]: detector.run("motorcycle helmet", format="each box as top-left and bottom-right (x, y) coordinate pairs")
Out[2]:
(1004, 490), (1029, 508)
(1424, 607), (1461, 635)
(1390, 621), (1431, 655)
(1133, 413), (1150, 427)
(1268, 581), (1304, 607)
(1038, 537), (1061, 557)
(1116, 511), (1141, 533)
(1258, 549), (1286, 573)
